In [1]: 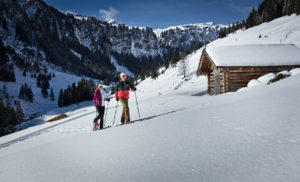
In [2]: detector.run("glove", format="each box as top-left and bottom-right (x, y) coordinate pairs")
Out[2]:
(131, 87), (137, 91)
(116, 97), (119, 101)
(106, 98), (110, 102)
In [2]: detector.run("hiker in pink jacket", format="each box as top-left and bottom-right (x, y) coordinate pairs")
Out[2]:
(93, 82), (110, 129)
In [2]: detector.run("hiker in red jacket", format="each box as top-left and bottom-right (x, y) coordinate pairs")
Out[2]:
(93, 82), (110, 129)
(115, 73), (136, 124)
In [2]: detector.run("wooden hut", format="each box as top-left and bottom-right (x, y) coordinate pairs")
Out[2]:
(196, 44), (300, 95)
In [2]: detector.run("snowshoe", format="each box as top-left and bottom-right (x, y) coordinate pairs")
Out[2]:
(92, 121), (100, 131)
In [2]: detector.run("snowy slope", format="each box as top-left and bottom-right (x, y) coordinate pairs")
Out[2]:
(0, 69), (300, 182)
(0, 66), (94, 128)
(1, 15), (300, 182)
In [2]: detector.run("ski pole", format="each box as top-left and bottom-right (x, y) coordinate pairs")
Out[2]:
(104, 101), (109, 127)
(134, 92), (141, 119)
(112, 101), (119, 126)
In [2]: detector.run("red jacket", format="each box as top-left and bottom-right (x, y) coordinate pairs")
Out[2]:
(115, 80), (136, 99)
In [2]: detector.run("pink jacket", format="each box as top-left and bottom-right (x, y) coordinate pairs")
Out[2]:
(94, 89), (102, 106)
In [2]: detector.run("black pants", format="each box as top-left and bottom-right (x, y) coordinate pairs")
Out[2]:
(94, 106), (105, 129)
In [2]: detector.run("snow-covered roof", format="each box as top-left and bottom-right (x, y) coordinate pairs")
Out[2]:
(205, 44), (300, 67)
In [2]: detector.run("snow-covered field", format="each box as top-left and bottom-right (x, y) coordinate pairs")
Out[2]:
(1, 15), (300, 182)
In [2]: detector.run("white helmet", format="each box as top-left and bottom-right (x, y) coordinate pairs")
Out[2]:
(120, 72), (126, 78)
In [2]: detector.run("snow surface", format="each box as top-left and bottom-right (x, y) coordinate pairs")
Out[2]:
(206, 44), (300, 66)
(0, 70), (300, 182)
(1, 15), (300, 182)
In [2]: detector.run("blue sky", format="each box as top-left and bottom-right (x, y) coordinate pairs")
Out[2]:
(44, 0), (262, 29)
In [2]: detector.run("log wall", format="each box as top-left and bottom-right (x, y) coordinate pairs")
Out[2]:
(226, 66), (299, 92)
(207, 66), (300, 95)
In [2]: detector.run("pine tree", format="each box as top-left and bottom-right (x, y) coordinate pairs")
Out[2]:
(140, 70), (146, 81)
(246, 8), (258, 28)
(8, 108), (17, 133)
(18, 84), (25, 100)
(15, 101), (24, 130)
(36, 74), (42, 87)
(172, 50), (180, 67)
(0, 99), (7, 136)
(287, 0), (295, 15)
(26, 86), (34, 102)
(219, 28), (227, 38)
(295, 0), (300, 15)
(164, 59), (169, 69)
(2, 84), (8, 98)
(50, 87), (54, 101)
(23, 70), (26, 77)
(2, 18), (8, 31)
(41, 84), (48, 97)
(150, 65), (159, 79)
(19, 83), (34, 102)
(58, 89), (64, 107)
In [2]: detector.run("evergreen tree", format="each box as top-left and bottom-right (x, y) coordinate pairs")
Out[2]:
(26, 86), (34, 102)
(140, 70), (146, 81)
(23, 70), (26, 77)
(36, 74), (42, 87)
(286, 0), (296, 15)
(19, 83), (34, 102)
(41, 85), (48, 97)
(219, 28), (227, 38)
(2, 84), (8, 98)
(18, 84), (25, 100)
(0, 99), (7, 136)
(15, 100), (24, 130)
(150, 65), (159, 79)
(50, 87), (54, 101)
(8, 108), (17, 133)
(2, 18), (8, 31)
(164, 59), (169, 69)
(58, 89), (64, 107)
(171, 50), (180, 67)
(295, 0), (300, 15)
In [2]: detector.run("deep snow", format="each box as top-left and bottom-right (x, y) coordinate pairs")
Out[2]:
(0, 71), (300, 182)
(1, 15), (300, 182)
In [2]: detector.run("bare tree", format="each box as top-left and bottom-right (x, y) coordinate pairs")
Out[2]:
(178, 58), (189, 79)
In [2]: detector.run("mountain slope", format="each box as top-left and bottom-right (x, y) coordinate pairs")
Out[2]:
(0, 0), (224, 77)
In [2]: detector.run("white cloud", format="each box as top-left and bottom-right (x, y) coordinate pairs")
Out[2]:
(99, 7), (118, 22)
